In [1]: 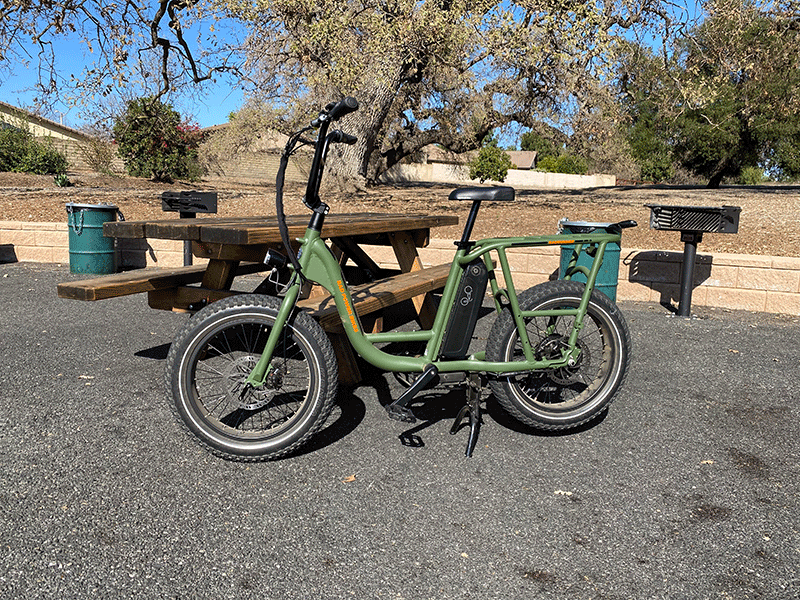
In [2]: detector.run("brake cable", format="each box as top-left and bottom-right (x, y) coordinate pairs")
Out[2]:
(276, 128), (313, 280)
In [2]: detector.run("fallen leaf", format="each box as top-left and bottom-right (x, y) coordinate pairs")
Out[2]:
(700, 460), (714, 465)
(342, 475), (356, 483)
(728, 349), (740, 354)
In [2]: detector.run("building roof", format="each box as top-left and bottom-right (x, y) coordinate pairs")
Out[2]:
(0, 100), (92, 142)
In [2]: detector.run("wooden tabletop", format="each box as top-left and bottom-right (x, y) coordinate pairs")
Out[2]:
(104, 213), (459, 246)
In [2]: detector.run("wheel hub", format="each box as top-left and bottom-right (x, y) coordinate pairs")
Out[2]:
(535, 335), (590, 385)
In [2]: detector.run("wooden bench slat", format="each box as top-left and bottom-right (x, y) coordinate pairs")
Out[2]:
(139, 263), (452, 330)
(298, 262), (452, 332)
(57, 263), (269, 302)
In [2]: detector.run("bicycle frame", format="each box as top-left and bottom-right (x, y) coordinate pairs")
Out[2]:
(245, 223), (622, 388)
(243, 101), (623, 389)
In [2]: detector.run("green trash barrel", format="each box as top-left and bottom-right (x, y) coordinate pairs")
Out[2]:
(558, 219), (621, 302)
(66, 203), (121, 274)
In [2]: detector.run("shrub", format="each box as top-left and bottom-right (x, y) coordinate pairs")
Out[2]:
(112, 97), (202, 182)
(537, 153), (588, 175)
(78, 136), (119, 175)
(0, 127), (68, 174)
(639, 152), (674, 183)
(738, 166), (765, 185)
(469, 142), (513, 183)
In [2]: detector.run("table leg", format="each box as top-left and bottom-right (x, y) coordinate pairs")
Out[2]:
(389, 231), (437, 328)
(201, 259), (239, 290)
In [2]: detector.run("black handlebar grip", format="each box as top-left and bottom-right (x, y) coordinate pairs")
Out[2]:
(616, 220), (638, 229)
(327, 97), (359, 122)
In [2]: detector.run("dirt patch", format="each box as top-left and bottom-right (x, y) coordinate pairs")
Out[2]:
(2, 172), (798, 257)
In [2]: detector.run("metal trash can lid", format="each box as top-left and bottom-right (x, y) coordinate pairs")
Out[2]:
(558, 218), (615, 233)
(66, 202), (119, 211)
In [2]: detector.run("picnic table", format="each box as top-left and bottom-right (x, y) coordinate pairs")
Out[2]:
(57, 212), (459, 383)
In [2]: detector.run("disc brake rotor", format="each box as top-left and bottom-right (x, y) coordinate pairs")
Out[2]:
(225, 355), (278, 411)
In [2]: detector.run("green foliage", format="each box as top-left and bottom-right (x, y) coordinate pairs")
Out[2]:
(672, 85), (758, 188)
(0, 126), (68, 174)
(520, 132), (559, 161)
(112, 97), (202, 182)
(624, 104), (674, 182)
(53, 173), (72, 187)
(738, 166), (765, 185)
(469, 139), (512, 183)
(536, 154), (588, 175)
(617, 5), (800, 187)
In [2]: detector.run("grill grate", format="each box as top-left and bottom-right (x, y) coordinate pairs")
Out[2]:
(646, 205), (740, 234)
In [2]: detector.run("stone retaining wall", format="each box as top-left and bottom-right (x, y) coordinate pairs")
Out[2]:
(2, 220), (799, 315)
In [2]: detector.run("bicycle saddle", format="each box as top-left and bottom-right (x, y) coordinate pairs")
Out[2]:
(448, 186), (515, 202)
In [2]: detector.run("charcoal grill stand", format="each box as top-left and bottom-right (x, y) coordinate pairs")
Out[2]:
(646, 204), (741, 317)
(161, 191), (218, 266)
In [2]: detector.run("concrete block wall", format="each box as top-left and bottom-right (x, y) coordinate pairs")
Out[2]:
(0, 221), (203, 269)
(379, 162), (616, 189)
(2, 220), (799, 315)
(362, 239), (800, 316)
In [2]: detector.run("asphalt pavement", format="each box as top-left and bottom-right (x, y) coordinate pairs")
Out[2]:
(1, 261), (798, 600)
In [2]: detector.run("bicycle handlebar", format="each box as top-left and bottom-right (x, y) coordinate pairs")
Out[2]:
(311, 97), (359, 127)
(330, 130), (358, 145)
(276, 98), (361, 280)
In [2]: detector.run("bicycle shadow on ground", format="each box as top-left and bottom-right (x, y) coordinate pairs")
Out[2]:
(295, 389), (367, 457)
(483, 393), (608, 438)
(134, 340), (369, 459)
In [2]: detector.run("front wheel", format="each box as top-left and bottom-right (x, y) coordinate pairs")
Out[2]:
(165, 295), (338, 461)
(485, 281), (631, 431)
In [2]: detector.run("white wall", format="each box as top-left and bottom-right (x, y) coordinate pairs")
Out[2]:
(379, 162), (615, 189)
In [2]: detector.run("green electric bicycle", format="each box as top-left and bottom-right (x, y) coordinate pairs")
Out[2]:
(165, 98), (636, 460)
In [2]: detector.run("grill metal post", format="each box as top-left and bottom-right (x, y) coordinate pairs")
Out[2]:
(678, 231), (702, 317)
(179, 211), (194, 266)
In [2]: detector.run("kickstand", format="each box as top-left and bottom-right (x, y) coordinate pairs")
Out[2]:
(450, 373), (482, 457)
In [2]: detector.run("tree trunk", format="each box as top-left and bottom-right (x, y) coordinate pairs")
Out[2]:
(326, 73), (402, 187)
(706, 171), (725, 189)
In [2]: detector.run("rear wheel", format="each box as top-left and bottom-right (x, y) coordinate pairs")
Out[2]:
(486, 281), (631, 430)
(165, 295), (338, 461)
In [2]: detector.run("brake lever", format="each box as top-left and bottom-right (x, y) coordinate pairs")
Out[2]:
(330, 130), (358, 145)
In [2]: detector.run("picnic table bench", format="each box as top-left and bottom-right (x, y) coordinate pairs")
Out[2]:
(57, 212), (458, 384)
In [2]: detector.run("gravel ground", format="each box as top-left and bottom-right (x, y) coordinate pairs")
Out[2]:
(2, 172), (800, 257)
(1, 262), (799, 599)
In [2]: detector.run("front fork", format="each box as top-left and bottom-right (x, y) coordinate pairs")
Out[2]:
(244, 228), (335, 389)
(244, 278), (303, 388)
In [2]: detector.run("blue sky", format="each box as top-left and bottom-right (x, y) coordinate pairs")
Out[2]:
(1, 37), (245, 131)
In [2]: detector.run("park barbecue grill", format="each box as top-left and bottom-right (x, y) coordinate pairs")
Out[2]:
(161, 191), (218, 265)
(646, 204), (741, 316)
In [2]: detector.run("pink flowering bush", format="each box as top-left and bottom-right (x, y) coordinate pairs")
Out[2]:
(112, 97), (202, 182)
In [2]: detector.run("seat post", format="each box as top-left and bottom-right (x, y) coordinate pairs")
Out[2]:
(457, 199), (482, 249)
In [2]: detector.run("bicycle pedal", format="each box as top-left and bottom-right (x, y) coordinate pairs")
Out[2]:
(386, 404), (417, 423)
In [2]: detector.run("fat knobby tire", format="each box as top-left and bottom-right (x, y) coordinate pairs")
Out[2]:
(485, 280), (631, 431)
(164, 294), (338, 461)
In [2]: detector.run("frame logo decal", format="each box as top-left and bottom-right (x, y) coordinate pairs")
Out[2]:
(337, 279), (360, 333)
